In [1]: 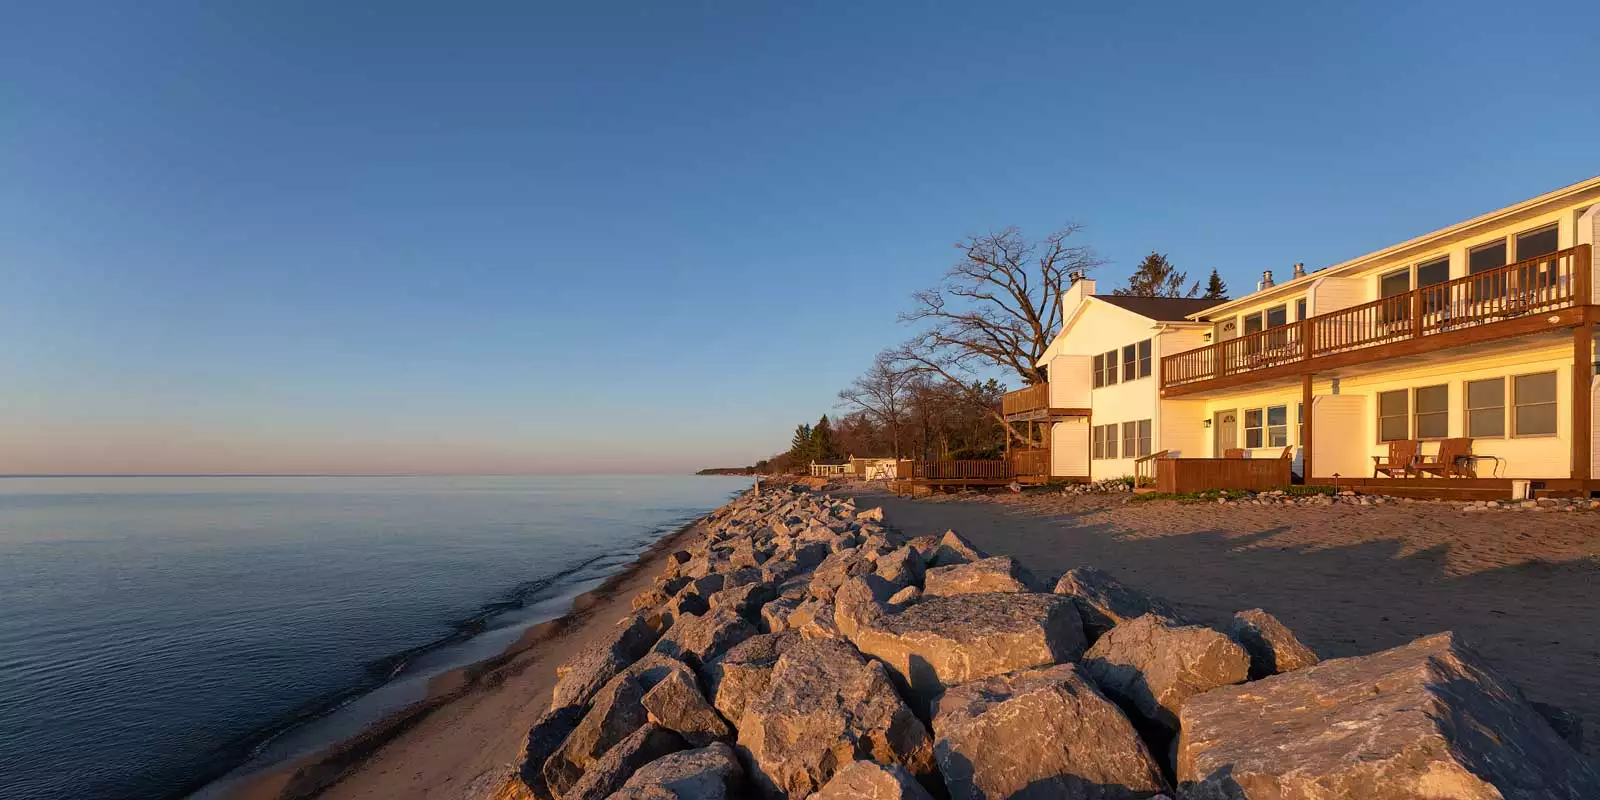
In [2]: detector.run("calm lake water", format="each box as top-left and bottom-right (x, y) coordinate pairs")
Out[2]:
(0, 475), (749, 800)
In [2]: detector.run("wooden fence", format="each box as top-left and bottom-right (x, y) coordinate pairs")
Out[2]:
(1155, 458), (1290, 494)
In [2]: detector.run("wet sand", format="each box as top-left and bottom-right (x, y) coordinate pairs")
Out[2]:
(852, 488), (1600, 758)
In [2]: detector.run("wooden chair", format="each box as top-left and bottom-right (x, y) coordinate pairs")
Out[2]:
(1372, 439), (1419, 478)
(1224, 448), (1246, 459)
(1279, 446), (1294, 461)
(1417, 438), (1475, 478)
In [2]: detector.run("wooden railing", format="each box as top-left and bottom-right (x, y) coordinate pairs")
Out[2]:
(1011, 448), (1050, 478)
(1156, 458), (1291, 493)
(1162, 245), (1591, 388)
(1133, 449), (1170, 487)
(1001, 384), (1049, 416)
(912, 459), (1013, 480)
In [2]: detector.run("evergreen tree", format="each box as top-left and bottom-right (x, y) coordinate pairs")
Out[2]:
(789, 423), (814, 463)
(810, 415), (840, 461)
(1203, 268), (1228, 300)
(1113, 251), (1198, 298)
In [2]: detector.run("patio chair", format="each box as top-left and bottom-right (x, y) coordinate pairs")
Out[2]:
(1372, 439), (1419, 478)
(1279, 446), (1294, 461)
(1224, 448), (1246, 459)
(1417, 438), (1475, 478)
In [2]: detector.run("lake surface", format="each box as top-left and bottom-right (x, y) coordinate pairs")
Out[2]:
(0, 475), (749, 800)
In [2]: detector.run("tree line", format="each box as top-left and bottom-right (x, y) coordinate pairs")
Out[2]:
(753, 226), (1227, 474)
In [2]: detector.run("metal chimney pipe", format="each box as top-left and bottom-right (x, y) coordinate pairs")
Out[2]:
(1260, 269), (1274, 289)
(1292, 262), (1306, 279)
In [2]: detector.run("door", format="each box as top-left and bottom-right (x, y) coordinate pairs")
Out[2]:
(1213, 410), (1238, 456)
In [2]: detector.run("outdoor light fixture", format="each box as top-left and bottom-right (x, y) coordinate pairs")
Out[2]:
(1203, 419), (1212, 428)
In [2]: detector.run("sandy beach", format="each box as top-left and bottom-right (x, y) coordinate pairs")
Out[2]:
(854, 488), (1600, 759)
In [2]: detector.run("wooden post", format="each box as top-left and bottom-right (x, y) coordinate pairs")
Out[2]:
(1411, 289), (1423, 340)
(1302, 373), (1314, 482)
(1573, 323), (1593, 481)
(1300, 318), (1312, 361)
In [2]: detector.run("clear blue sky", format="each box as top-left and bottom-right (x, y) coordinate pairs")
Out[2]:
(4, 1), (1597, 474)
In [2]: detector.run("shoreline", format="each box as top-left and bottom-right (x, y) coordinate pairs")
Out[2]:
(219, 496), (739, 800)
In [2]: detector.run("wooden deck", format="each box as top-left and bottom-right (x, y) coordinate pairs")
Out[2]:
(1156, 458), (1291, 493)
(890, 452), (1053, 495)
(1332, 477), (1596, 500)
(1001, 383), (1090, 422)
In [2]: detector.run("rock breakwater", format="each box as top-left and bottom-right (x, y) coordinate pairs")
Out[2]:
(503, 485), (1599, 799)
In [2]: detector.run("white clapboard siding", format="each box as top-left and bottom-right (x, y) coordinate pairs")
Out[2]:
(1048, 355), (1092, 409)
(1581, 205), (1598, 304)
(1051, 418), (1090, 479)
(1311, 394), (1368, 479)
(1308, 277), (1365, 317)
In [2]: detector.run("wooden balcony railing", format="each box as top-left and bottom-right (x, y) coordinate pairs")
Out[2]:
(1001, 384), (1049, 417)
(1162, 245), (1592, 389)
(912, 459), (1013, 480)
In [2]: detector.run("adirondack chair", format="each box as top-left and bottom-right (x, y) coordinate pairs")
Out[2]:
(1417, 438), (1475, 478)
(1372, 439), (1419, 478)
(1279, 446), (1294, 461)
(1224, 448), (1246, 459)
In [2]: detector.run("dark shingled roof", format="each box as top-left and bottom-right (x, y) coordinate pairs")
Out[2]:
(1094, 295), (1223, 322)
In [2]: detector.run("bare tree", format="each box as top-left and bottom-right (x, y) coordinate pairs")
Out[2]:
(890, 224), (1102, 444)
(836, 351), (914, 457)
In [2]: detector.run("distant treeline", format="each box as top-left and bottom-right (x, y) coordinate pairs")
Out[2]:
(694, 467), (756, 476)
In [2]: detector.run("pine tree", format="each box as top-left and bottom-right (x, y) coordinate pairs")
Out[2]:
(789, 423), (814, 463)
(1204, 269), (1228, 300)
(1113, 252), (1199, 298)
(810, 415), (840, 461)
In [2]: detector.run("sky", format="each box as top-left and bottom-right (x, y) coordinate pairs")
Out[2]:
(3, 1), (1598, 475)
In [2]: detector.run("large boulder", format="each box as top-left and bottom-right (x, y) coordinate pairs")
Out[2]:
(737, 637), (937, 798)
(1081, 614), (1250, 736)
(922, 556), (1038, 597)
(932, 664), (1167, 800)
(1052, 566), (1182, 640)
(641, 666), (733, 746)
(759, 595), (803, 634)
(807, 548), (873, 601)
(705, 632), (798, 725)
(832, 575), (895, 639)
(543, 672), (651, 795)
(930, 530), (986, 567)
(1177, 632), (1600, 799)
(872, 545), (926, 591)
(809, 760), (934, 800)
(550, 613), (662, 709)
(652, 607), (758, 669)
(515, 704), (586, 800)
(607, 743), (745, 800)
(562, 724), (687, 800)
(707, 582), (776, 622)
(1226, 608), (1319, 680)
(848, 592), (1085, 710)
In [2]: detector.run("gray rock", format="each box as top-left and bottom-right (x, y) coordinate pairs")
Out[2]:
(705, 632), (798, 725)
(1082, 614), (1250, 736)
(1226, 608), (1319, 680)
(642, 666), (733, 746)
(652, 607), (758, 669)
(564, 724), (687, 800)
(872, 545), (926, 591)
(544, 672), (650, 796)
(759, 595), (803, 634)
(707, 582), (776, 622)
(1052, 566), (1182, 640)
(550, 613), (663, 710)
(832, 575), (894, 639)
(1177, 632), (1600, 799)
(886, 586), (921, 607)
(855, 506), (884, 522)
(807, 548), (872, 601)
(922, 556), (1038, 597)
(809, 760), (934, 800)
(847, 592), (1085, 710)
(738, 637), (936, 798)
(515, 703), (585, 800)
(607, 743), (745, 800)
(932, 664), (1167, 800)
(930, 529), (986, 567)
(903, 534), (940, 566)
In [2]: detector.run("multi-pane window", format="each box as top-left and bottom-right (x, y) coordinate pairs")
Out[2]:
(1102, 351), (1118, 386)
(1266, 405), (1288, 448)
(1466, 378), (1505, 437)
(1122, 421), (1137, 459)
(1091, 424), (1119, 459)
(1414, 385), (1448, 439)
(1122, 344), (1137, 382)
(1137, 339), (1152, 378)
(1295, 298), (1307, 321)
(1243, 408), (1264, 449)
(1243, 313), (1264, 336)
(1296, 402), (1304, 443)
(1513, 372), (1557, 436)
(1516, 225), (1561, 289)
(1091, 354), (1104, 388)
(1137, 419), (1152, 457)
(1265, 305), (1287, 328)
(1378, 390), (1409, 442)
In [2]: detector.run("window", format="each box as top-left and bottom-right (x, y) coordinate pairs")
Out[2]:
(1469, 240), (1508, 273)
(1380, 269), (1410, 298)
(1266, 405), (1288, 447)
(1137, 339), (1152, 379)
(1296, 402), (1303, 444)
(1515, 225), (1561, 290)
(1295, 298), (1307, 321)
(1092, 424), (1119, 459)
(1265, 305), (1287, 328)
(1102, 351), (1118, 386)
(1378, 390), (1409, 442)
(1122, 344), (1137, 382)
(1513, 372), (1557, 436)
(1122, 421), (1137, 459)
(1137, 419), (1152, 457)
(1243, 408), (1264, 448)
(1466, 378), (1505, 437)
(1243, 313), (1264, 336)
(1414, 385), (1448, 439)
(1416, 257), (1450, 287)
(1092, 354), (1104, 388)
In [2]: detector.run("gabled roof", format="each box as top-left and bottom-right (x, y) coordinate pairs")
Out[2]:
(1094, 295), (1222, 322)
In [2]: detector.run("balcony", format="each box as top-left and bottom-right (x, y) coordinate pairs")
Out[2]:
(1161, 245), (1593, 396)
(1001, 382), (1091, 422)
